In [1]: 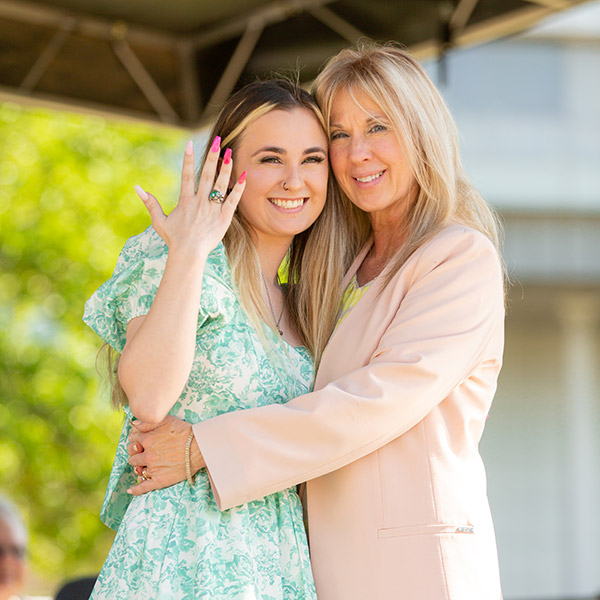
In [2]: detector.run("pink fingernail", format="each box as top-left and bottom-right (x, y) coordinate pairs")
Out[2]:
(238, 171), (247, 184)
(211, 136), (221, 153)
(185, 140), (193, 155)
(134, 185), (148, 201)
(223, 148), (232, 165)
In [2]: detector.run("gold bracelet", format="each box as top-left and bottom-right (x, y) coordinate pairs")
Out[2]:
(185, 430), (195, 486)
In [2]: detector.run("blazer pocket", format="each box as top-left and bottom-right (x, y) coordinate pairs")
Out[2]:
(377, 523), (475, 539)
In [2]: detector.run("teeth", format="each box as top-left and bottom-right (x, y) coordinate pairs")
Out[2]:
(270, 198), (305, 209)
(355, 171), (384, 183)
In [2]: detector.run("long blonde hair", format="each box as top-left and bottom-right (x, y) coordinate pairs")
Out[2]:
(313, 43), (504, 287)
(202, 80), (355, 366)
(104, 79), (355, 408)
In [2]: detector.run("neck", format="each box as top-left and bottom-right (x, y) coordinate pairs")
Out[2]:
(368, 216), (406, 264)
(254, 235), (294, 282)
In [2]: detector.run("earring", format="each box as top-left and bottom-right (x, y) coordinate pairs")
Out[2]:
(282, 181), (289, 191)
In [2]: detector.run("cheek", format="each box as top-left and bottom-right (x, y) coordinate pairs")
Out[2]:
(329, 148), (345, 178)
(236, 195), (258, 222)
(314, 169), (329, 197)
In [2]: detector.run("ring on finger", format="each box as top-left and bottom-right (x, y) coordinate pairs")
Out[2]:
(141, 468), (151, 481)
(209, 189), (226, 204)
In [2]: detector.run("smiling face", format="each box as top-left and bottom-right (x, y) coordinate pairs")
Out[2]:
(233, 107), (328, 248)
(328, 89), (417, 227)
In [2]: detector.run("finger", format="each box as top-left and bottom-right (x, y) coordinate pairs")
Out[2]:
(210, 147), (233, 202)
(127, 441), (143, 456)
(222, 171), (247, 217)
(127, 479), (159, 496)
(131, 420), (161, 434)
(136, 187), (166, 228)
(179, 140), (196, 204)
(197, 135), (221, 197)
(128, 452), (147, 467)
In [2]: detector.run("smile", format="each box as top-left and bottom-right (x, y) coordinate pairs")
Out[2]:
(269, 198), (306, 209)
(354, 171), (384, 183)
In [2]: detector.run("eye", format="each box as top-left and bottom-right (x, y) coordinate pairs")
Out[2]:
(304, 155), (325, 164)
(369, 123), (387, 134)
(259, 156), (282, 164)
(330, 130), (348, 141)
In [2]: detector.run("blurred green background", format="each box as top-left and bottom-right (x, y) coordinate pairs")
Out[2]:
(0, 100), (185, 594)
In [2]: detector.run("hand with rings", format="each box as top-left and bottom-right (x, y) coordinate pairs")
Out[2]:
(126, 416), (203, 495)
(134, 136), (247, 258)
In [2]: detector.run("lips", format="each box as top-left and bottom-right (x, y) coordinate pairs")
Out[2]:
(269, 198), (306, 209)
(353, 170), (384, 183)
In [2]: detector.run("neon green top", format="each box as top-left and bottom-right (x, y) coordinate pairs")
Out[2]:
(336, 274), (372, 330)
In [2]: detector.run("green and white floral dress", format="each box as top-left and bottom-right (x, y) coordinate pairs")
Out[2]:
(83, 227), (317, 600)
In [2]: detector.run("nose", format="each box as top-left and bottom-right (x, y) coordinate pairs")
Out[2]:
(282, 164), (303, 192)
(348, 135), (372, 163)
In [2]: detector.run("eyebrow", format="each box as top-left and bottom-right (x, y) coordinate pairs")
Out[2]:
(330, 115), (388, 129)
(252, 145), (327, 157)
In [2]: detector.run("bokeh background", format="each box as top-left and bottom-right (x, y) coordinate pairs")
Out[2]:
(1, 1), (599, 598)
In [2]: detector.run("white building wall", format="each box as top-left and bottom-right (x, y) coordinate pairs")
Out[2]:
(424, 3), (600, 597)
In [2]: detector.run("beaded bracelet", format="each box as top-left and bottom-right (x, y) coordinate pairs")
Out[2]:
(185, 430), (195, 486)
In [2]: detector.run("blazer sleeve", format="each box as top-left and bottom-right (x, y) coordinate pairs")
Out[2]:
(193, 227), (505, 510)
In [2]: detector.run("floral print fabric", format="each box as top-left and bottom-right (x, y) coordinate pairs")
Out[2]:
(83, 227), (316, 599)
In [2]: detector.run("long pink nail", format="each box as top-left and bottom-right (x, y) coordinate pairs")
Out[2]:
(134, 184), (148, 201)
(223, 148), (232, 165)
(211, 136), (221, 153)
(185, 140), (193, 155)
(238, 171), (247, 184)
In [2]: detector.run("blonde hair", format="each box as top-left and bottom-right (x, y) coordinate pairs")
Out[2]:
(313, 43), (504, 287)
(104, 79), (355, 408)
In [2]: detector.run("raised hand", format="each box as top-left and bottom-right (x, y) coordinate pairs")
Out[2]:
(135, 137), (246, 259)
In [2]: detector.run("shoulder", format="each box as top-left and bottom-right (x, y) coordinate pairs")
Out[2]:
(412, 224), (501, 275)
(422, 224), (497, 257)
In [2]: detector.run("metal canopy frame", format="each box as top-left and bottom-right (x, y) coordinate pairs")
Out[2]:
(0, 0), (591, 129)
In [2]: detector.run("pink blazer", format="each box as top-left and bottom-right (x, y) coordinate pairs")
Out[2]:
(193, 225), (505, 599)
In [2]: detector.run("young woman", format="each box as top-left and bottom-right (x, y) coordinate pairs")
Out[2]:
(83, 79), (353, 599)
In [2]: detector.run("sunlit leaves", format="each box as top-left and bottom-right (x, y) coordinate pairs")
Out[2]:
(0, 101), (184, 591)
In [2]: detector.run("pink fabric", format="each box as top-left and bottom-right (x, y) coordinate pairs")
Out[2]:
(193, 224), (505, 599)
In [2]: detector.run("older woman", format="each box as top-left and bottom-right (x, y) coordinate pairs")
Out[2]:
(128, 45), (505, 599)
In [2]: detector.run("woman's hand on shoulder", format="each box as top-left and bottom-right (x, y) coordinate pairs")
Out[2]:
(134, 138), (247, 260)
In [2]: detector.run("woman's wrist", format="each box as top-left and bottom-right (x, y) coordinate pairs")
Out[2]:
(166, 243), (210, 270)
(190, 434), (206, 475)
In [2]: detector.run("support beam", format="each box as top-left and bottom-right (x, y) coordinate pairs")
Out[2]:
(20, 16), (76, 92)
(190, 0), (335, 49)
(112, 38), (179, 123)
(524, 0), (571, 9)
(449, 0), (481, 35)
(202, 18), (264, 119)
(0, 0), (176, 49)
(308, 5), (367, 43)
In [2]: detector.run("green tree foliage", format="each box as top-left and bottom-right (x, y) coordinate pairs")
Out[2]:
(0, 101), (184, 593)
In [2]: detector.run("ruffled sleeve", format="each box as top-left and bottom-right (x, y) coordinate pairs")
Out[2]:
(98, 408), (137, 530)
(83, 227), (168, 353)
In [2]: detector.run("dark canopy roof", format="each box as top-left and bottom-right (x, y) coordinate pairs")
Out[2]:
(0, 0), (591, 128)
